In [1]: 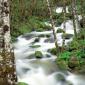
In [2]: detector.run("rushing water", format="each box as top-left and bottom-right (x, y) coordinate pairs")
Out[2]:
(13, 7), (85, 85)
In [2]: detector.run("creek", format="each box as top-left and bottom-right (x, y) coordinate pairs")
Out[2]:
(13, 7), (85, 85)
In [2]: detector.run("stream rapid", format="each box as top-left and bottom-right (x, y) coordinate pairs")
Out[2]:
(13, 7), (85, 85)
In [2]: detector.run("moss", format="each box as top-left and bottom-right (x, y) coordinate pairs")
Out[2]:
(62, 33), (73, 39)
(56, 29), (65, 33)
(65, 13), (73, 19)
(55, 73), (65, 81)
(38, 34), (50, 38)
(45, 34), (50, 38)
(66, 81), (73, 85)
(30, 45), (40, 48)
(36, 28), (43, 32)
(78, 64), (85, 74)
(35, 51), (43, 59)
(42, 26), (52, 31)
(56, 58), (68, 70)
(68, 56), (80, 70)
(68, 40), (80, 51)
(38, 34), (45, 37)
(48, 48), (57, 55)
(17, 82), (28, 85)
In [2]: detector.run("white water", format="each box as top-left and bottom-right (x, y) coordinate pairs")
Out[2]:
(13, 7), (85, 85)
(56, 6), (69, 13)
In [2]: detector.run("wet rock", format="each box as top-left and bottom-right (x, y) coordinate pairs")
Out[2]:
(56, 73), (66, 82)
(66, 81), (73, 85)
(35, 51), (43, 59)
(22, 34), (35, 40)
(80, 18), (85, 28)
(45, 34), (50, 38)
(18, 82), (28, 85)
(38, 34), (50, 38)
(68, 56), (79, 70)
(46, 54), (51, 58)
(34, 38), (40, 42)
(62, 34), (73, 39)
(38, 34), (45, 37)
(57, 28), (65, 33)
(48, 48), (57, 55)
(45, 37), (54, 43)
(23, 68), (30, 73)
(78, 65), (85, 74)
(56, 59), (68, 70)
(30, 45), (40, 48)
(28, 54), (35, 59)
(55, 73), (73, 85)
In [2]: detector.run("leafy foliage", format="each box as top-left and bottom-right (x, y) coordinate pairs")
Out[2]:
(59, 51), (71, 60)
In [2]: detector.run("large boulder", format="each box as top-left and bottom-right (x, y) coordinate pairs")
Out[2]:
(35, 51), (43, 59)
(68, 56), (79, 70)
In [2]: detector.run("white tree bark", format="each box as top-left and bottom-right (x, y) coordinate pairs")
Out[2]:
(46, 0), (59, 54)
(0, 0), (17, 84)
(62, 0), (66, 48)
(71, 0), (78, 38)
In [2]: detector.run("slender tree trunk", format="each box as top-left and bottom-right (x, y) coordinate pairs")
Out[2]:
(0, 0), (17, 84)
(19, 0), (25, 19)
(30, 0), (36, 16)
(80, 0), (85, 39)
(71, 0), (78, 39)
(80, 0), (85, 28)
(46, 0), (59, 54)
(62, 0), (66, 49)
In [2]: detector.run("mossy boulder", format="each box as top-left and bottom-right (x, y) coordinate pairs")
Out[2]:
(66, 13), (73, 20)
(66, 81), (73, 85)
(46, 54), (51, 58)
(62, 33), (73, 39)
(78, 65), (85, 74)
(38, 34), (45, 37)
(30, 45), (40, 48)
(43, 26), (52, 31)
(45, 34), (50, 38)
(36, 28), (43, 32)
(55, 73), (66, 82)
(34, 38), (40, 42)
(38, 34), (50, 38)
(56, 58), (68, 70)
(17, 82), (28, 85)
(35, 51), (43, 59)
(68, 40), (80, 51)
(55, 73), (73, 85)
(68, 56), (79, 70)
(57, 29), (65, 33)
(48, 48), (57, 55)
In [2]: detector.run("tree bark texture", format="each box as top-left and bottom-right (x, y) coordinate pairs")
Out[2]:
(0, 0), (17, 85)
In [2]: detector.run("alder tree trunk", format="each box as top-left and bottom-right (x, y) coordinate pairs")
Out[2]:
(62, 0), (66, 50)
(0, 0), (17, 85)
(46, 0), (60, 54)
(71, 0), (79, 39)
